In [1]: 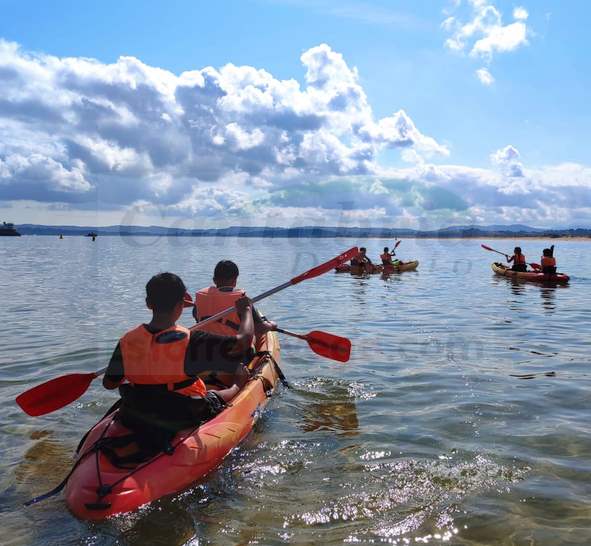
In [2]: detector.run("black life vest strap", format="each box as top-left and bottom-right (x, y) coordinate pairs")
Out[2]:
(129, 378), (196, 392)
(199, 314), (240, 331)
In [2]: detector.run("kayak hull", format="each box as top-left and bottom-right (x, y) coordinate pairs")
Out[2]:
(491, 262), (570, 284)
(336, 260), (419, 274)
(64, 332), (281, 521)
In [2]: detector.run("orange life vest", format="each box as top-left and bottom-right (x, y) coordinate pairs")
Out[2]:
(195, 286), (245, 336)
(541, 256), (556, 267)
(380, 252), (392, 264)
(514, 254), (526, 265)
(119, 324), (206, 397)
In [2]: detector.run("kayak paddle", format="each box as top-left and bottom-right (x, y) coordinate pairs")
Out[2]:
(481, 243), (508, 257)
(481, 244), (541, 270)
(275, 328), (351, 363)
(16, 247), (359, 417)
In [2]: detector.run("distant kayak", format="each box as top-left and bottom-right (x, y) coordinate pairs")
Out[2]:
(491, 262), (570, 284)
(335, 260), (419, 274)
(64, 332), (282, 521)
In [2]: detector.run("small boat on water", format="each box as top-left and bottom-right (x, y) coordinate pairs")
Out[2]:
(64, 331), (282, 521)
(0, 222), (21, 236)
(85, 231), (98, 238)
(491, 262), (570, 284)
(335, 260), (419, 275)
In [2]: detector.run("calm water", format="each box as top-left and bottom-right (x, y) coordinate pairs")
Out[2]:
(1, 236), (590, 546)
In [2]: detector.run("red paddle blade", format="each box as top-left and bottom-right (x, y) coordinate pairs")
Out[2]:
(394, 240), (401, 249)
(481, 244), (494, 251)
(530, 263), (541, 270)
(291, 247), (359, 285)
(16, 372), (97, 416)
(305, 331), (352, 363)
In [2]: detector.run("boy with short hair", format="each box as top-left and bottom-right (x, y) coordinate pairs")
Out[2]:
(194, 260), (277, 337)
(103, 272), (254, 425)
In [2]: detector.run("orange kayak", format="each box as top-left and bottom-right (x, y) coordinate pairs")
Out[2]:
(491, 262), (570, 284)
(64, 332), (281, 521)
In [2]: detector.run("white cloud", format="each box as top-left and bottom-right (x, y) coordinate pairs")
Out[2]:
(513, 7), (529, 21)
(443, 0), (530, 81)
(475, 67), (495, 85)
(490, 144), (524, 177)
(0, 39), (447, 207)
(2, 39), (591, 229)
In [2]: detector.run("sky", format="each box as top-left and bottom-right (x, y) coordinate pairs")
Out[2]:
(0, 0), (590, 228)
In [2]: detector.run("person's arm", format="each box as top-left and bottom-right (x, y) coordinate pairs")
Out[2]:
(507, 255), (514, 263)
(103, 343), (124, 390)
(550, 245), (555, 257)
(234, 296), (254, 352)
(253, 307), (277, 335)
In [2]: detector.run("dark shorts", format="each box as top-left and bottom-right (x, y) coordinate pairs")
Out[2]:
(511, 264), (527, 272)
(118, 384), (227, 442)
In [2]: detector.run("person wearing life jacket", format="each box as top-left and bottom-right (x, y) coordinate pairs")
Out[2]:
(103, 272), (254, 428)
(381, 247), (394, 266)
(194, 260), (276, 337)
(193, 261), (276, 385)
(541, 245), (557, 275)
(381, 246), (401, 268)
(506, 246), (527, 272)
(351, 247), (373, 272)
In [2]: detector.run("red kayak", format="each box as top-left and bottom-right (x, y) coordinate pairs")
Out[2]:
(64, 332), (282, 520)
(491, 262), (570, 284)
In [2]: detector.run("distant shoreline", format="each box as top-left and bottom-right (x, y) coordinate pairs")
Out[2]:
(9, 223), (591, 239)
(11, 234), (591, 239)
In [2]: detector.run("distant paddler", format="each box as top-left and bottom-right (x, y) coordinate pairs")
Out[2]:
(505, 246), (527, 272)
(350, 247), (373, 272)
(380, 240), (402, 266)
(541, 245), (557, 275)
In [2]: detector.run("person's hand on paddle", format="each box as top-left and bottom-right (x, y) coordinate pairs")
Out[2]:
(235, 295), (253, 316)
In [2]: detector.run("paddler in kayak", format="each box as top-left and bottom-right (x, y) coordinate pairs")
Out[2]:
(505, 246), (527, 272)
(541, 245), (557, 275)
(194, 260), (276, 336)
(193, 260), (276, 384)
(350, 247), (373, 272)
(380, 247), (401, 267)
(103, 272), (255, 439)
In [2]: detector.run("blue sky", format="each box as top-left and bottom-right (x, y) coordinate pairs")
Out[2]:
(0, 0), (590, 227)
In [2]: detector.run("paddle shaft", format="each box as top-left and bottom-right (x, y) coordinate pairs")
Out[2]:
(482, 244), (541, 269)
(275, 327), (306, 341)
(76, 249), (358, 380)
(482, 245), (508, 257)
(87, 285), (293, 380)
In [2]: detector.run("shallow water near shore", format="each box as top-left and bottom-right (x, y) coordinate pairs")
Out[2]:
(1, 235), (590, 545)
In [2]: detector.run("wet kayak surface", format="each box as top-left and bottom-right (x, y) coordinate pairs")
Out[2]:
(1, 236), (590, 545)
